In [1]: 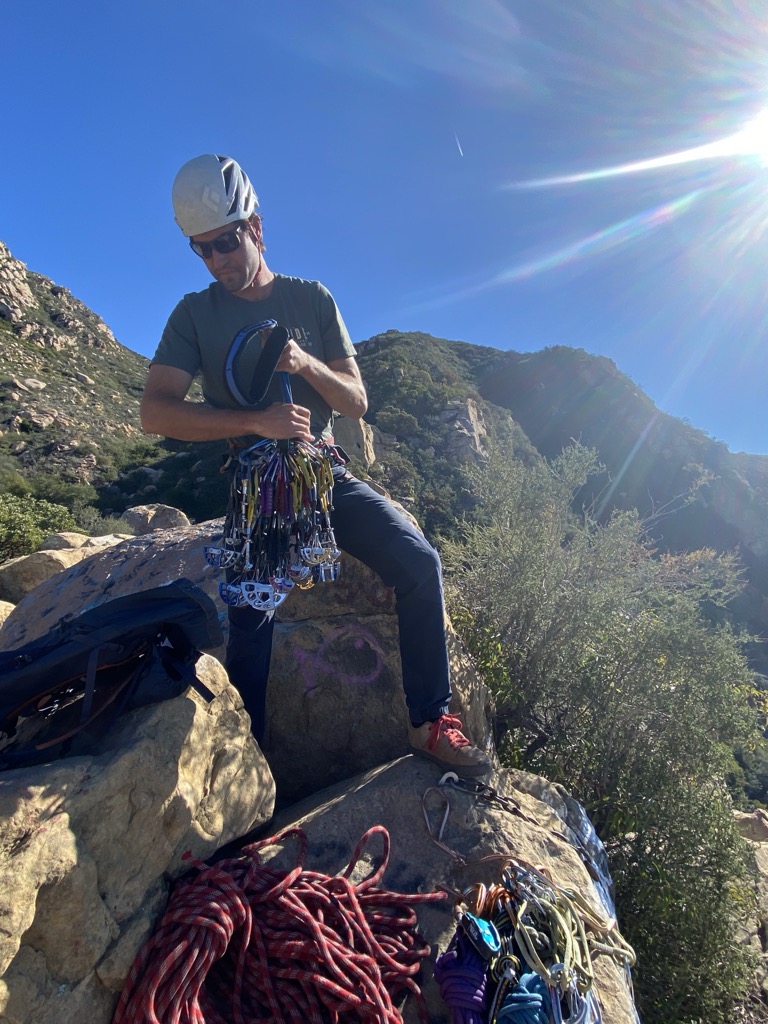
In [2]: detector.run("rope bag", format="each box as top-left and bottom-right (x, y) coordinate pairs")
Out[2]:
(204, 320), (342, 611)
(112, 825), (446, 1024)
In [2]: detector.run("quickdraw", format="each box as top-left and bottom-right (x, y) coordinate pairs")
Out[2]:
(205, 436), (341, 610)
(205, 320), (342, 611)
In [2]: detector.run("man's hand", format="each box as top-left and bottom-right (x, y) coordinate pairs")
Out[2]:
(257, 401), (312, 441)
(141, 364), (315, 442)
(274, 338), (310, 375)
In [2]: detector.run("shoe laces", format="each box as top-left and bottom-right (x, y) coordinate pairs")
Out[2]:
(428, 714), (470, 752)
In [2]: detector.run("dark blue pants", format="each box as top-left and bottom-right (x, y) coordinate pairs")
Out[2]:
(226, 466), (452, 743)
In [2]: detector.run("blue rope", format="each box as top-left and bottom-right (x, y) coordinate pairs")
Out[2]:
(433, 931), (490, 1024)
(496, 970), (551, 1024)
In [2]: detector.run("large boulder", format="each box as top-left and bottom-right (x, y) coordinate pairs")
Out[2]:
(268, 759), (637, 1024)
(0, 656), (274, 1024)
(113, 758), (637, 1024)
(0, 536), (130, 604)
(0, 549), (95, 604)
(0, 519), (494, 803)
(0, 510), (639, 1023)
(119, 503), (191, 535)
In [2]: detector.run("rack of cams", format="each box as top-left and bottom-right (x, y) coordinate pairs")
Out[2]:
(205, 437), (341, 610)
(203, 319), (342, 612)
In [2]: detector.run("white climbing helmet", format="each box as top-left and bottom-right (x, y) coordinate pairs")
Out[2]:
(172, 154), (259, 237)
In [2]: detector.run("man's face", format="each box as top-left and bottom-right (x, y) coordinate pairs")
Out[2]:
(189, 220), (262, 294)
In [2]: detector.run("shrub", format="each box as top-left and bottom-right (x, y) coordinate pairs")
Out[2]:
(443, 443), (759, 1023)
(0, 493), (79, 561)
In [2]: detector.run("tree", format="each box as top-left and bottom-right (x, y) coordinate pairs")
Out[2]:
(443, 443), (759, 1023)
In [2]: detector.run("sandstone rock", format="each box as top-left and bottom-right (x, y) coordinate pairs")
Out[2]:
(440, 397), (489, 460)
(260, 757), (637, 1024)
(735, 808), (768, 843)
(0, 242), (35, 310)
(0, 512), (639, 1023)
(0, 548), (95, 604)
(737, 813), (768, 999)
(0, 600), (14, 628)
(119, 503), (191, 534)
(0, 519), (493, 803)
(0, 655), (274, 1023)
(333, 415), (376, 467)
(40, 532), (91, 550)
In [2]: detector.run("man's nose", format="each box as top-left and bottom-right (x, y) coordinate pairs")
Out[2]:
(209, 248), (229, 269)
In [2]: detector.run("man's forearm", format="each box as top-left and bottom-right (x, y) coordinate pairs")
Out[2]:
(140, 395), (312, 442)
(296, 355), (368, 419)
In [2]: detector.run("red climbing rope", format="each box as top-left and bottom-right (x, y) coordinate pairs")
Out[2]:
(112, 824), (446, 1024)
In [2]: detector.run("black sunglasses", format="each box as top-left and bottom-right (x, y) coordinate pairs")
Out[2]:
(189, 226), (243, 260)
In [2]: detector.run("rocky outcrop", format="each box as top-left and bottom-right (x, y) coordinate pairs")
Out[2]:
(0, 518), (493, 803)
(0, 243), (35, 317)
(735, 810), (768, 1003)
(333, 414), (377, 468)
(0, 549), (99, 604)
(0, 510), (638, 1023)
(439, 398), (489, 460)
(0, 656), (274, 1024)
(267, 758), (638, 1024)
(0, 536), (130, 604)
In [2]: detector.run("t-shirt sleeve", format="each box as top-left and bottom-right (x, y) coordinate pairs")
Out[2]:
(316, 283), (357, 362)
(151, 298), (202, 377)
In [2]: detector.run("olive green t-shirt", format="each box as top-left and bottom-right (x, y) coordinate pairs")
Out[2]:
(152, 274), (357, 441)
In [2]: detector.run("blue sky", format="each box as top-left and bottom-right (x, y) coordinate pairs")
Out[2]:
(4, 1), (768, 452)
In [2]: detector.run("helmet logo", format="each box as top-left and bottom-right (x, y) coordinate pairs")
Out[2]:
(202, 186), (221, 213)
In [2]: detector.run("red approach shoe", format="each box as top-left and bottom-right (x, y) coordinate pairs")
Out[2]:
(408, 714), (492, 778)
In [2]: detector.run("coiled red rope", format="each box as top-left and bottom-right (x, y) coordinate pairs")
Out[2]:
(112, 824), (446, 1024)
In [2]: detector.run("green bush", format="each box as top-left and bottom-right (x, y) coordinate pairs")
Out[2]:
(443, 443), (759, 1024)
(71, 502), (133, 537)
(0, 493), (79, 561)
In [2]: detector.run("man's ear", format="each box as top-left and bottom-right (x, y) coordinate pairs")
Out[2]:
(247, 214), (264, 250)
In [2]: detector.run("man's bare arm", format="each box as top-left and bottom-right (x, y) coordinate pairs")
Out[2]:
(140, 364), (313, 441)
(276, 347), (368, 419)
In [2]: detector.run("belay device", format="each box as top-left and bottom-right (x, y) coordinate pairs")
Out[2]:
(204, 320), (342, 611)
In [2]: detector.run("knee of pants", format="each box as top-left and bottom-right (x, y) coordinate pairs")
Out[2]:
(391, 535), (444, 594)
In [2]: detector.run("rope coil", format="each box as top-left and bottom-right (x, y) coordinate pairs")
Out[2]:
(434, 858), (634, 1024)
(112, 825), (446, 1024)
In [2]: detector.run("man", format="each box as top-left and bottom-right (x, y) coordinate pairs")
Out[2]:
(141, 153), (491, 777)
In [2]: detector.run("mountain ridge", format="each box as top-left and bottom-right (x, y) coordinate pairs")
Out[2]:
(2, 239), (767, 662)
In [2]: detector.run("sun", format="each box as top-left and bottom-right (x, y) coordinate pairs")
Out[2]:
(729, 109), (768, 162)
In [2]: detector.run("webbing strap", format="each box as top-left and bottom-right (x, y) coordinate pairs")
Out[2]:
(224, 320), (292, 407)
(80, 643), (117, 723)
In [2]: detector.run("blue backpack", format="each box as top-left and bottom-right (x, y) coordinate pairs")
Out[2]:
(0, 578), (223, 769)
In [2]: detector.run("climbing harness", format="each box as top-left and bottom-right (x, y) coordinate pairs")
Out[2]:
(205, 320), (342, 611)
(425, 775), (635, 1024)
(113, 825), (446, 1024)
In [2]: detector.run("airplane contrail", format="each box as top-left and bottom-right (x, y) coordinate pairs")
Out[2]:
(454, 133), (464, 157)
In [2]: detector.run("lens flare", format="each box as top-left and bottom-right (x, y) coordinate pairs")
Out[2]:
(511, 111), (768, 189)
